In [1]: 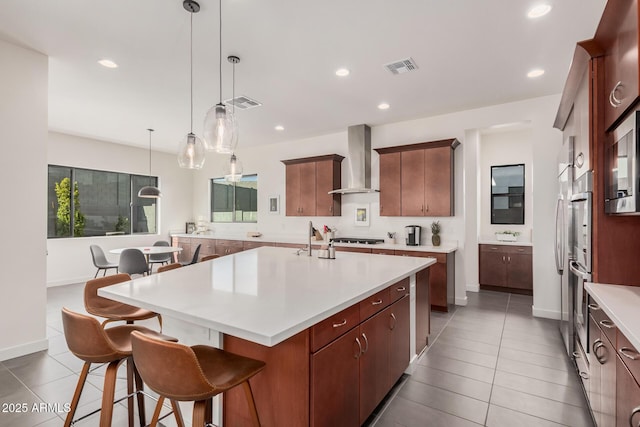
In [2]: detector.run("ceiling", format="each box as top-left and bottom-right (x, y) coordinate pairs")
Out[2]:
(0, 0), (606, 153)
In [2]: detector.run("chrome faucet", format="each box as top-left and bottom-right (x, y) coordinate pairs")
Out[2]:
(307, 220), (313, 256)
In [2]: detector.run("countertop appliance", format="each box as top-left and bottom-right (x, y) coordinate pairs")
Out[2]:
(556, 136), (574, 356)
(331, 237), (384, 244)
(405, 225), (421, 246)
(605, 110), (640, 214)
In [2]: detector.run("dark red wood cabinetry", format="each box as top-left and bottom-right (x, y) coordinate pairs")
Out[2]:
(479, 244), (532, 294)
(378, 152), (401, 216)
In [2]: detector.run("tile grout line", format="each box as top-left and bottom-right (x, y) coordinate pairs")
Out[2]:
(482, 293), (509, 426)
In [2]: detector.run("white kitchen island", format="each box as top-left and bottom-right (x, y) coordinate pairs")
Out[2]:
(99, 246), (434, 426)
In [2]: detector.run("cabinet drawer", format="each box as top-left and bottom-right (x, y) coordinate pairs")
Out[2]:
(372, 248), (395, 255)
(389, 278), (409, 303)
(310, 304), (360, 352)
(360, 288), (391, 321)
(243, 240), (275, 250)
(335, 246), (372, 254)
(589, 298), (617, 345)
(618, 331), (640, 385)
(395, 250), (445, 263)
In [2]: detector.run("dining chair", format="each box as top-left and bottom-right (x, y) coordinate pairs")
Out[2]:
(118, 248), (150, 276)
(90, 245), (119, 278)
(180, 243), (201, 267)
(148, 240), (172, 272)
(157, 263), (182, 273)
(200, 254), (220, 262)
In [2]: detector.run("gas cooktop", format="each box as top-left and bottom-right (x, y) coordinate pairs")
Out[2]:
(331, 237), (385, 245)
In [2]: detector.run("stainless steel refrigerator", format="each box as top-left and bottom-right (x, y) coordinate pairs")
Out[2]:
(555, 136), (574, 355)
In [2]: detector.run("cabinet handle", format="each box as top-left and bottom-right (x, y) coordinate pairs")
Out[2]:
(587, 303), (600, 311)
(619, 347), (640, 361)
(579, 371), (589, 380)
(502, 256), (506, 263)
(609, 81), (623, 107)
(354, 337), (363, 359)
(593, 340), (606, 364)
(426, 204), (429, 212)
(390, 313), (397, 330)
(630, 406), (640, 427)
(332, 319), (347, 328)
(329, 205), (333, 213)
(507, 256), (511, 263)
(421, 204), (424, 212)
(371, 299), (384, 306)
(599, 320), (615, 329)
(572, 351), (581, 359)
(361, 333), (369, 354)
(395, 286), (406, 292)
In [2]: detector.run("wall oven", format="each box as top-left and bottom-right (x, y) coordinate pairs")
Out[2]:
(606, 110), (640, 214)
(569, 171), (592, 359)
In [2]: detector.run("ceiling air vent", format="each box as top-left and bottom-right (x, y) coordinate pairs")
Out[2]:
(224, 95), (262, 110)
(384, 57), (418, 75)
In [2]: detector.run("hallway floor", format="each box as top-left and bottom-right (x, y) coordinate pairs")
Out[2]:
(0, 286), (592, 427)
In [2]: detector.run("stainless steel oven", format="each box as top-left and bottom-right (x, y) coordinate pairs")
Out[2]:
(606, 110), (640, 214)
(569, 171), (592, 357)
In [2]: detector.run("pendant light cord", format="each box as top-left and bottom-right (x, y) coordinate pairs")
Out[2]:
(190, 12), (194, 133)
(147, 128), (153, 175)
(219, 0), (223, 104)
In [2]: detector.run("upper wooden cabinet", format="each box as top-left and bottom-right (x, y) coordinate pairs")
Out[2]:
(596, 0), (639, 130)
(375, 139), (459, 217)
(282, 154), (344, 216)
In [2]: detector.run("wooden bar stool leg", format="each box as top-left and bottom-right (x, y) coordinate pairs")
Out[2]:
(126, 359), (134, 427)
(242, 380), (261, 426)
(204, 397), (213, 424)
(171, 400), (186, 427)
(132, 359), (146, 427)
(149, 395), (165, 427)
(64, 362), (91, 427)
(99, 360), (123, 427)
(192, 400), (207, 427)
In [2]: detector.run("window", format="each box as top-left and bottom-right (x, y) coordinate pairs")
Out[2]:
(491, 164), (524, 224)
(211, 175), (258, 222)
(47, 165), (158, 238)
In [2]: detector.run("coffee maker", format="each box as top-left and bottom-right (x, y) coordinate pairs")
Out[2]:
(405, 225), (421, 246)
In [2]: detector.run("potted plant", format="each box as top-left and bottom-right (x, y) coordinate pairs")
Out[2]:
(495, 230), (520, 242)
(431, 221), (441, 246)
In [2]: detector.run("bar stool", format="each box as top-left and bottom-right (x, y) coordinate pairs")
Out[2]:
(131, 331), (266, 427)
(157, 263), (182, 273)
(61, 307), (178, 427)
(84, 273), (163, 329)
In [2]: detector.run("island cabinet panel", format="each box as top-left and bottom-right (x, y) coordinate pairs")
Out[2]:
(387, 295), (410, 389)
(378, 152), (401, 216)
(171, 237), (192, 264)
(375, 139), (458, 217)
(396, 251), (449, 312)
(479, 244), (532, 294)
(282, 155), (344, 217)
(359, 308), (391, 425)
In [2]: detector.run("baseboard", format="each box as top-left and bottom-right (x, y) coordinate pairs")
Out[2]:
(47, 276), (91, 287)
(532, 306), (561, 320)
(466, 283), (480, 293)
(0, 339), (48, 362)
(455, 295), (468, 306)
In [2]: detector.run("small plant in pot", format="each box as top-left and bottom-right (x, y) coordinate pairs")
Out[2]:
(431, 221), (441, 246)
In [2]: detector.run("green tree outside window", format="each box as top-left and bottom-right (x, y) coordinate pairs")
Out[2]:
(54, 177), (86, 237)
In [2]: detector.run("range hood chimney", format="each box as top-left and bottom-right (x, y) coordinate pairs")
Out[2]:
(328, 124), (379, 194)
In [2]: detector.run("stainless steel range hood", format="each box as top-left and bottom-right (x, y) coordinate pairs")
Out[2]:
(328, 124), (379, 194)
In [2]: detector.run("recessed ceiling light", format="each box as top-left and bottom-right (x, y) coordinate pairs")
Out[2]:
(275, 125), (284, 131)
(335, 68), (350, 77)
(527, 4), (552, 19)
(378, 103), (390, 110)
(527, 69), (545, 78)
(98, 59), (118, 69)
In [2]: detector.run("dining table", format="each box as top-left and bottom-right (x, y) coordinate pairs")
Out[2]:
(109, 246), (183, 265)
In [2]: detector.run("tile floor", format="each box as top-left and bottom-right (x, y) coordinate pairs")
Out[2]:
(0, 285), (593, 427)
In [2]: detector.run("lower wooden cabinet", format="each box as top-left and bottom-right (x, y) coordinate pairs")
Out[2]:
(171, 237), (192, 263)
(479, 244), (532, 293)
(589, 313), (616, 427)
(396, 250), (451, 312)
(617, 355), (640, 427)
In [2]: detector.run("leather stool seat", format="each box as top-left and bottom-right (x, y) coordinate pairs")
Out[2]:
(131, 331), (266, 426)
(61, 307), (178, 427)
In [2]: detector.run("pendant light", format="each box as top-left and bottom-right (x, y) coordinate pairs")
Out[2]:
(138, 128), (162, 198)
(203, 0), (238, 153)
(177, 0), (206, 169)
(225, 55), (243, 182)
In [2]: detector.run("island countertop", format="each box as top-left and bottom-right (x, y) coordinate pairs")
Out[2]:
(99, 246), (434, 347)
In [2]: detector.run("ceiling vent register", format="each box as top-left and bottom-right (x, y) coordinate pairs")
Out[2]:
(224, 95), (262, 110)
(384, 57), (418, 75)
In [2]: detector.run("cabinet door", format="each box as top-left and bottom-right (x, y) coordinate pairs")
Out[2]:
(588, 315), (602, 427)
(359, 311), (390, 425)
(379, 152), (401, 216)
(175, 238), (192, 263)
(600, 333), (616, 427)
(415, 267), (430, 354)
(424, 146), (452, 216)
(602, 0), (639, 130)
(299, 161), (317, 216)
(388, 296), (410, 389)
(479, 246), (507, 287)
(315, 159), (341, 216)
(285, 163), (302, 216)
(617, 355), (640, 427)
(400, 150), (425, 216)
(310, 328), (360, 427)
(506, 252), (532, 290)
(573, 61), (591, 179)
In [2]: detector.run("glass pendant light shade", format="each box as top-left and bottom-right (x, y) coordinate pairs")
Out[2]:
(138, 128), (161, 198)
(178, 132), (205, 169)
(204, 103), (238, 153)
(224, 154), (243, 182)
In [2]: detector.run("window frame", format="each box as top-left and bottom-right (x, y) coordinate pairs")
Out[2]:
(210, 174), (258, 223)
(490, 163), (525, 225)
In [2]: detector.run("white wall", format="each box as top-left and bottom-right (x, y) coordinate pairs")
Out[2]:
(190, 94), (563, 317)
(479, 127), (533, 241)
(46, 132), (194, 286)
(0, 39), (48, 360)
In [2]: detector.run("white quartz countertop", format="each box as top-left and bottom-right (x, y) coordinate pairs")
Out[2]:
(478, 240), (533, 247)
(333, 242), (457, 253)
(99, 246), (435, 347)
(585, 282), (640, 352)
